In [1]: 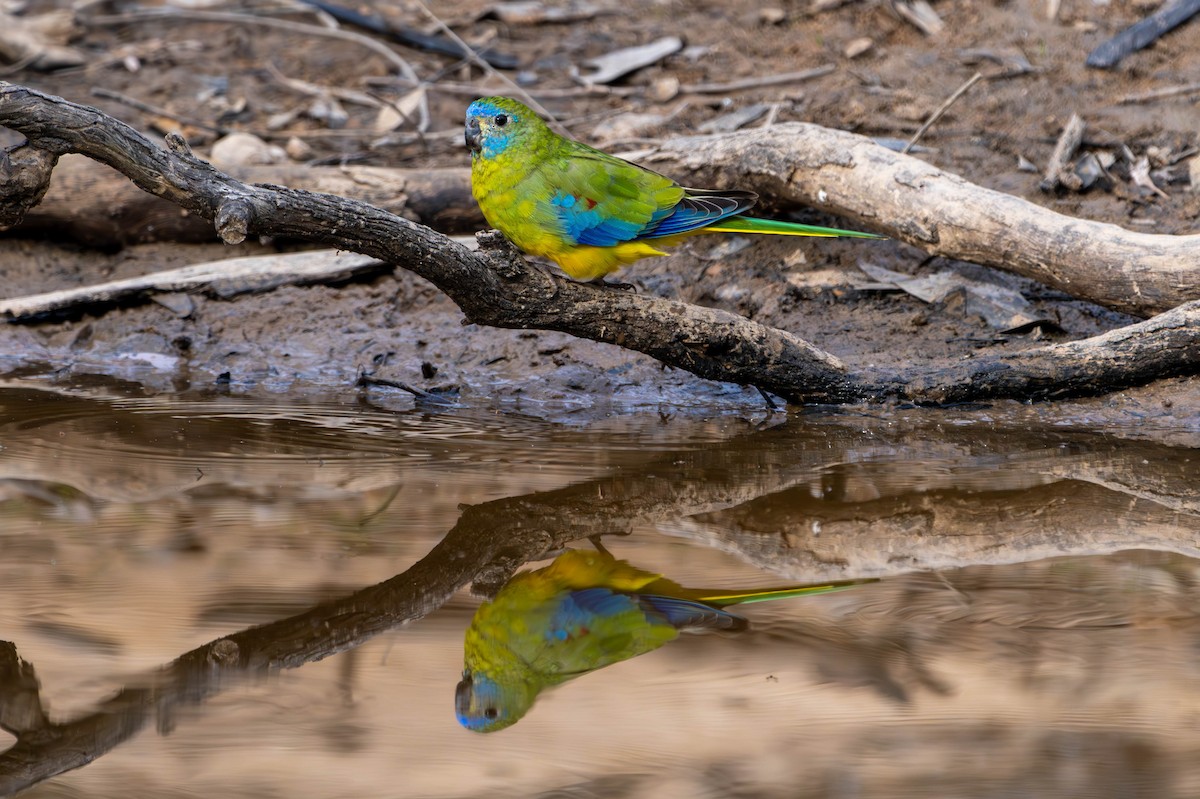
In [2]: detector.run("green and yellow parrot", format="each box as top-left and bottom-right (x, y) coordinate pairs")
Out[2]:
(464, 97), (882, 282)
(455, 548), (876, 732)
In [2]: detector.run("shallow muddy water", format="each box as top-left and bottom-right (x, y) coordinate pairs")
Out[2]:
(2, 381), (1199, 798)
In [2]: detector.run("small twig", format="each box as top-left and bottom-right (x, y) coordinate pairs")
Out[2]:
(903, 71), (983, 154)
(760, 102), (782, 128)
(86, 8), (419, 82)
(355, 372), (455, 404)
(408, 0), (567, 135)
(265, 62), (382, 109)
(1039, 112), (1085, 192)
(1118, 81), (1200, 104)
(90, 87), (229, 135)
(680, 65), (835, 95)
(363, 76), (640, 99)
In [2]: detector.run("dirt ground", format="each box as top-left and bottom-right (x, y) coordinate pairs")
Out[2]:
(0, 0), (1197, 421)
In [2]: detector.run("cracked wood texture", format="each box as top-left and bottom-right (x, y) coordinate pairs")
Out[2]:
(0, 81), (1197, 405)
(644, 125), (1200, 319)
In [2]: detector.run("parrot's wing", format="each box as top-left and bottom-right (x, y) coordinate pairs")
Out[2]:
(545, 145), (687, 247)
(524, 587), (680, 678)
(546, 142), (760, 245)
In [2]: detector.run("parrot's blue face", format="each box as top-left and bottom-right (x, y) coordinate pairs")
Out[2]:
(465, 98), (524, 159)
(455, 670), (529, 733)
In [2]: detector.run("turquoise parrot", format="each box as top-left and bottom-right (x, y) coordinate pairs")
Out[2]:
(455, 548), (876, 732)
(464, 96), (882, 282)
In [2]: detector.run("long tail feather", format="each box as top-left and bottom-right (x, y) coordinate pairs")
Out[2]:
(706, 214), (884, 239)
(697, 578), (879, 607)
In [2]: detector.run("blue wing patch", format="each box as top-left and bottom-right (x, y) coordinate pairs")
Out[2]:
(550, 189), (757, 247)
(551, 192), (668, 247)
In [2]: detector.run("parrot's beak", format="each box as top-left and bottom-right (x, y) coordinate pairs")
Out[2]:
(465, 117), (482, 153)
(455, 674), (473, 719)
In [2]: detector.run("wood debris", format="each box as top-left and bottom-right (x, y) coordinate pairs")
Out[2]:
(576, 36), (682, 85)
(859, 263), (1060, 334)
(0, 11), (84, 71)
(0, 251), (388, 321)
(1086, 0), (1200, 69)
(482, 1), (601, 25)
(1039, 112), (1085, 192)
(891, 0), (944, 36)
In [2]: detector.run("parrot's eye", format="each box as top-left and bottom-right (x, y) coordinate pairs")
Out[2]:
(493, 114), (509, 127)
(483, 707), (499, 719)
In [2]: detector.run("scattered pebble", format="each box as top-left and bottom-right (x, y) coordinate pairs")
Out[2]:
(844, 37), (874, 58)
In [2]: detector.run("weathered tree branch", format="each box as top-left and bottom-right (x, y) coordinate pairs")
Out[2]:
(0, 81), (1197, 405)
(643, 125), (1200, 319)
(9, 153), (480, 247)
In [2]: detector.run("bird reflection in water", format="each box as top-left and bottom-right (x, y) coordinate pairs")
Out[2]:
(455, 546), (875, 732)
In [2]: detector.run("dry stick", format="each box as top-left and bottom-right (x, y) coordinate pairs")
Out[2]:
(1039, 112), (1085, 192)
(408, 0), (567, 134)
(365, 76), (641, 99)
(264, 61), (383, 109)
(90, 86), (230, 135)
(1119, 81), (1200, 104)
(903, 71), (983, 154)
(87, 8), (419, 82)
(680, 65), (836, 95)
(2, 83), (1200, 403)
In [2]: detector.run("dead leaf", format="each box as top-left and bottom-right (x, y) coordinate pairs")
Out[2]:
(891, 0), (944, 36)
(698, 104), (769, 134)
(374, 86), (426, 133)
(577, 36), (682, 85)
(483, 1), (601, 24)
(858, 263), (1060, 334)
(1130, 155), (1169, 198)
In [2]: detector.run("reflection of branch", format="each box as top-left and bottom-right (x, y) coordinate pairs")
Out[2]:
(0, 427), (840, 793)
(3, 84), (1200, 404)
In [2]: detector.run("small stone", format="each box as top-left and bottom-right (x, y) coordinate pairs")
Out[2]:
(844, 37), (874, 58)
(284, 136), (312, 161)
(646, 76), (680, 103)
(209, 132), (286, 168)
(759, 7), (786, 24)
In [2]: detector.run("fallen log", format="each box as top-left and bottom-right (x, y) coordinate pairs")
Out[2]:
(10, 153), (480, 247)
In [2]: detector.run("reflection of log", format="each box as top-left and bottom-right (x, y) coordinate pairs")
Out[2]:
(12, 154), (480, 247)
(1, 83), (1199, 404)
(664, 422), (1200, 575)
